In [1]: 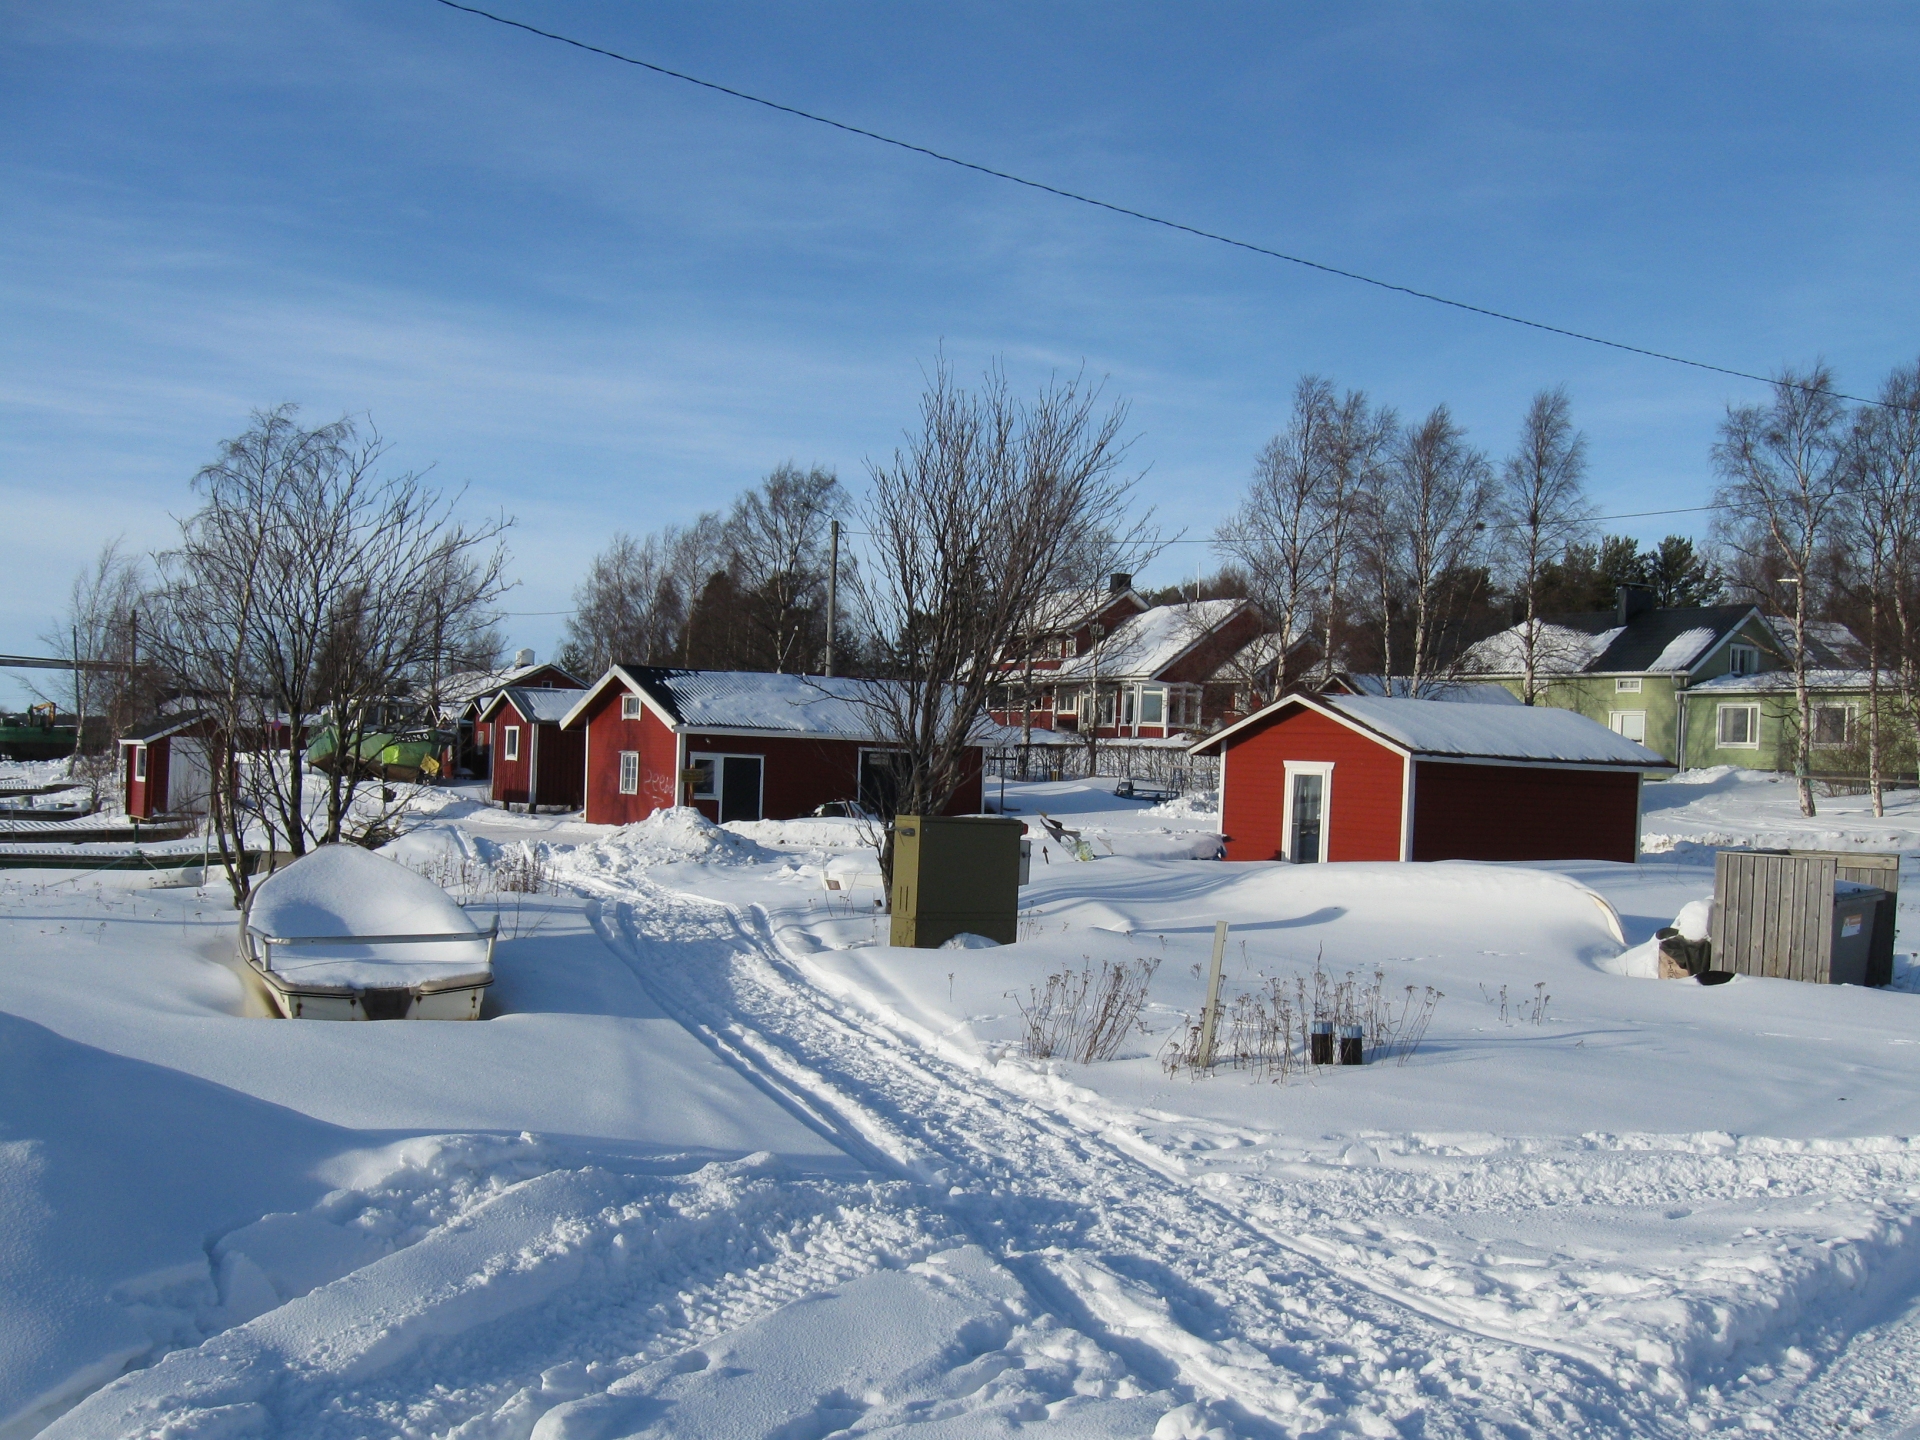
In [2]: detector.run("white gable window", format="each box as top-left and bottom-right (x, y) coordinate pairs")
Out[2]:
(502, 726), (521, 761)
(1728, 644), (1760, 676)
(1717, 704), (1759, 748)
(132, 745), (147, 781)
(1615, 677), (1642, 693)
(618, 751), (640, 794)
(621, 694), (642, 720)
(1811, 704), (1852, 748)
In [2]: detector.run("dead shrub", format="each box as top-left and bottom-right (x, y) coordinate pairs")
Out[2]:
(1014, 957), (1159, 1064)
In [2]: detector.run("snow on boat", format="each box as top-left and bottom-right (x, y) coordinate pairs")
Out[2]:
(240, 844), (495, 1020)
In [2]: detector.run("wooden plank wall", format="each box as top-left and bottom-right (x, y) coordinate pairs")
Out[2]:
(1710, 850), (1838, 982)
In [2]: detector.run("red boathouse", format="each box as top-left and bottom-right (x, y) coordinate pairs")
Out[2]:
(1190, 694), (1671, 865)
(560, 667), (985, 826)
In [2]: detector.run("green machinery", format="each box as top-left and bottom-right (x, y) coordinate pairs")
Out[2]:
(888, 814), (1024, 948)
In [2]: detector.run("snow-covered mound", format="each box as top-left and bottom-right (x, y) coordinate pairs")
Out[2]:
(1143, 792), (1220, 821)
(564, 807), (777, 881)
(725, 816), (875, 849)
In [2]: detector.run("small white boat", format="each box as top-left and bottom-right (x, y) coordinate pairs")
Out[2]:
(240, 844), (495, 1020)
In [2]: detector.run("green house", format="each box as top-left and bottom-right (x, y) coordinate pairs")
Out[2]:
(1469, 587), (1870, 775)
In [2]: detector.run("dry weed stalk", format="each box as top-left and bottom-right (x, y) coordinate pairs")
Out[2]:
(1015, 957), (1159, 1064)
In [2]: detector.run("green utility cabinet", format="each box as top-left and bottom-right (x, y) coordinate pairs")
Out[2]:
(889, 814), (1023, 948)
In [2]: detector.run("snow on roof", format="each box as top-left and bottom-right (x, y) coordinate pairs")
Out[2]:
(439, 662), (581, 709)
(1026, 583), (1143, 634)
(1053, 600), (1248, 681)
(1335, 675), (1522, 705)
(1646, 626), (1719, 672)
(1196, 693), (1670, 767)
(1763, 617), (1862, 666)
(485, 687), (579, 724)
(1688, 668), (1894, 694)
(1466, 624), (1624, 676)
(583, 668), (986, 744)
(1324, 695), (1668, 765)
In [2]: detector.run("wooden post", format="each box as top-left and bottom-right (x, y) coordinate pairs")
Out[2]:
(1197, 920), (1228, 1069)
(825, 519), (839, 677)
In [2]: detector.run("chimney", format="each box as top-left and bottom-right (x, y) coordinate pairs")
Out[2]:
(1108, 572), (1133, 595)
(1614, 585), (1655, 627)
(514, 647), (536, 668)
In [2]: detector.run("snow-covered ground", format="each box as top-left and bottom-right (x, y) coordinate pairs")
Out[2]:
(6, 770), (1920, 1437)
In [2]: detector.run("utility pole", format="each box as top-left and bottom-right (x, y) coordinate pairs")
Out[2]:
(825, 518), (840, 677)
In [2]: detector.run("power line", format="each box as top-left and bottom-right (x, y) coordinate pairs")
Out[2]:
(429, 0), (1898, 411)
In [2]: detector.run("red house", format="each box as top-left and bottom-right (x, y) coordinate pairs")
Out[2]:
(445, 656), (584, 778)
(1191, 694), (1671, 865)
(477, 688), (587, 810)
(559, 667), (984, 826)
(119, 713), (212, 819)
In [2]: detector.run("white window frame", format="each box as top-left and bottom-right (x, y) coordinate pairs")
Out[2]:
(1727, 644), (1760, 676)
(1137, 685), (1165, 726)
(132, 745), (147, 781)
(1608, 710), (1647, 743)
(621, 693), (642, 720)
(618, 750), (640, 794)
(502, 725), (521, 761)
(1716, 703), (1760, 749)
(1615, 677), (1642, 693)
(1280, 760), (1333, 864)
(1810, 703), (1854, 749)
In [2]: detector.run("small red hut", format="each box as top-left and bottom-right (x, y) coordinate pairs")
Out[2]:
(560, 667), (984, 826)
(119, 713), (212, 819)
(1191, 694), (1671, 865)
(477, 687), (588, 810)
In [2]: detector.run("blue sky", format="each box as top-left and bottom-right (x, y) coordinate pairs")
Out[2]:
(6, 2), (1920, 702)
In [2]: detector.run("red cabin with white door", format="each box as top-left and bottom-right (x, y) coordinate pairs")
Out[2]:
(560, 667), (985, 826)
(1191, 694), (1671, 865)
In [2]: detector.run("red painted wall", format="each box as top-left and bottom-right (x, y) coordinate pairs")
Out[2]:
(488, 704), (534, 806)
(580, 697), (678, 825)
(123, 740), (168, 818)
(1218, 706), (1405, 862)
(1409, 761), (1640, 863)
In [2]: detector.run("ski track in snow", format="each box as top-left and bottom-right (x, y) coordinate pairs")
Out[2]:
(581, 875), (1721, 1438)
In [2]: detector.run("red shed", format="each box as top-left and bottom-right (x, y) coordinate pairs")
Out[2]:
(119, 712), (213, 820)
(477, 687), (587, 810)
(1191, 693), (1671, 865)
(560, 667), (985, 826)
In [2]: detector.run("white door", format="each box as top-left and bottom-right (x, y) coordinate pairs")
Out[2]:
(1281, 761), (1333, 864)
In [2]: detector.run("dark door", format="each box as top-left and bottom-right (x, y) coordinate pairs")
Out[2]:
(720, 755), (763, 823)
(1289, 772), (1323, 863)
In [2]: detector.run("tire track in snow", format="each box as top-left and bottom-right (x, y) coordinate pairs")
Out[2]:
(584, 876), (1692, 1438)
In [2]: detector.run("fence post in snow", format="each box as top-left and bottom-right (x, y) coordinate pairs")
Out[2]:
(1197, 920), (1229, 1069)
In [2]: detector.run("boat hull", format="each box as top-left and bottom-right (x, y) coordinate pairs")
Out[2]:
(254, 965), (489, 1021)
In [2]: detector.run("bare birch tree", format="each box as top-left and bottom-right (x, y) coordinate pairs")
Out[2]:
(1378, 406), (1492, 692)
(153, 406), (510, 903)
(727, 463), (845, 672)
(38, 540), (154, 805)
(1215, 377), (1336, 685)
(1315, 389), (1394, 682)
(1496, 388), (1594, 702)
(1713, 365), (1851, 817)
(849, 360), (1145, 844)
(1845, 360), (1920, 814)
